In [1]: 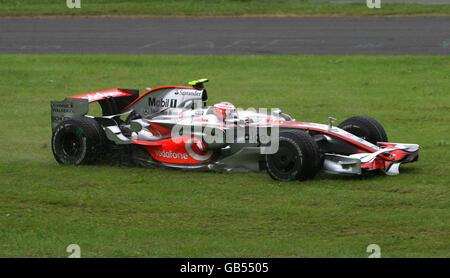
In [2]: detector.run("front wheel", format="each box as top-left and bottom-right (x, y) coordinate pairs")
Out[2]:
(338, 115), (388, 145)
(265, 130), (320, 181)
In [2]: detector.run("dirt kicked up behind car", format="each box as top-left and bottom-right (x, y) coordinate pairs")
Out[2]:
(51, 79), (419, 181)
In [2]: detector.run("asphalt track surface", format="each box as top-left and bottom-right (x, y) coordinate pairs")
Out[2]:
(0, 17), (449, 55)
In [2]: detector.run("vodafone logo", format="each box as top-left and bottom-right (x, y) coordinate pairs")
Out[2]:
(155, 150), (189, 160)
(153, 138), (212, 162)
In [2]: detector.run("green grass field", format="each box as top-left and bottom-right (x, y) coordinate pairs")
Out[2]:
(0, 55), (449, 257)
(1, 0), (449, 17)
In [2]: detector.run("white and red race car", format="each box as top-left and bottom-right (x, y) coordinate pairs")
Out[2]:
(51, 79), (419, 181)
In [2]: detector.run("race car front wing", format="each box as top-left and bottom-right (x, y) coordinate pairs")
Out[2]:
(323, 142), (419, 175)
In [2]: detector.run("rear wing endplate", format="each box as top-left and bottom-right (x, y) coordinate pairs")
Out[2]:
(50, 98), (89, 132)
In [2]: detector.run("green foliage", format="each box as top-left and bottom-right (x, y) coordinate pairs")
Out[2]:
(0, 55), (448, 257)
(0, 0), (449, 16)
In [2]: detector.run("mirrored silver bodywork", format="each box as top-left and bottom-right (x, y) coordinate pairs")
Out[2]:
(50, 84), (420, 178)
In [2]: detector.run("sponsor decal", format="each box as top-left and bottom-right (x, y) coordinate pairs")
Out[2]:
(149, 97), (178, 108)
(155, 150), (189, 160)
(51, 103), (74, 113)
(86, 92), (125, 102)
(194, 118), (209, 122)
(174, 89), (202, 96)
(265, 118), (281, 124)
(52, 103), (73, 108)
(72, 91), (130, 102)
(185, 138), (213, 161)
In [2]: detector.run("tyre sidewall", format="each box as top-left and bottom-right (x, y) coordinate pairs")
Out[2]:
(52, 118), (103, 165)
(52, 122), (89, 165)
(338, 116), (387, 144)
(339, 122), (372, 141)
(266, 135), (304, 181)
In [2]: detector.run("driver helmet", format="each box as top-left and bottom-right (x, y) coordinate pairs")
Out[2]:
(213, 102), (236, 120)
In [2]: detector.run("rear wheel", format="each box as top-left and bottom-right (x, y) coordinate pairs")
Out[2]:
(338, 115), (388, 145)
(52, 117), (105, 165)
(131, 145), (155, 167)
(265, 130), (320, 181)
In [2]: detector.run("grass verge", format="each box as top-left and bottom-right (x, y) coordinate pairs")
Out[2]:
(0, 0), (449, 17)
(0, 54), (449, 257)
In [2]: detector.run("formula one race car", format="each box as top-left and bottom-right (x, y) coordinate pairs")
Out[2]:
(51, 79), (419, 181)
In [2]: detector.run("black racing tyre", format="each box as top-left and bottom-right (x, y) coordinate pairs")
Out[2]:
(338, 115), (388, 145)
(131, 145), (155, 167)
(265, 130), (320, 181)
(52, 117), (105, 165)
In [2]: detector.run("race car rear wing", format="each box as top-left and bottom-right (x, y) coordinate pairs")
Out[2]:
(50, 88), (139, 131)
(69, 88), (139, 116)
(51, 97), (89, 131)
